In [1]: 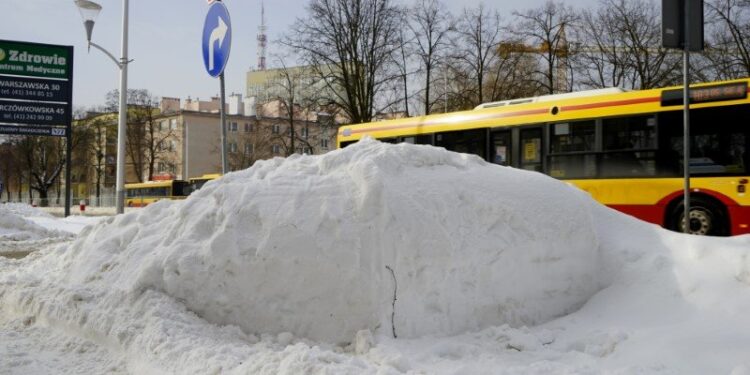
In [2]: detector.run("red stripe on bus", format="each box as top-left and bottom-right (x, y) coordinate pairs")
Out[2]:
(560, 97), (660, 111)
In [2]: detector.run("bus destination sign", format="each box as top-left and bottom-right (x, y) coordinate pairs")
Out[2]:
(661, 82), (748, 107)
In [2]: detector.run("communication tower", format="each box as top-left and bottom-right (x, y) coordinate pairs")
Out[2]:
(257, 0), (267, 71)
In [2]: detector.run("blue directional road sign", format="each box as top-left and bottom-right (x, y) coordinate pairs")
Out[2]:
(202, 2), (232, 78)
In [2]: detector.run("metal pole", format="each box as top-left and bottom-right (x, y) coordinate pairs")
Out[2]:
(220, 72), (228, 174)
(65, 133), (72, 217)
(683, 1), (691, 233)
(64, 46), (74, 217)
(115, 0), (129, 214)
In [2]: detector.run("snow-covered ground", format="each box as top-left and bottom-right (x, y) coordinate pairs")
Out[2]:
(1, 139), (750, 374)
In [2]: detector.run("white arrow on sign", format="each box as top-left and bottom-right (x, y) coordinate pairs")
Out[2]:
(208, 16), (228, 71)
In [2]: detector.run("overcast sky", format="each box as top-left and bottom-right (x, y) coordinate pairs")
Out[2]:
(2, 0), (595, 109)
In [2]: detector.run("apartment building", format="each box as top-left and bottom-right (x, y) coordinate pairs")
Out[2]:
(155, 96), (338, 180)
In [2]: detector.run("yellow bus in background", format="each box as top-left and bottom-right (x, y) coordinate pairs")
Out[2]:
(338, 78), (750, 236)
(185, 174), (221, 195)
(125, 180), (188, 207)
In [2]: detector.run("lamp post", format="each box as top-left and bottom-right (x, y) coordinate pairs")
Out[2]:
(75, 0), (130, 215)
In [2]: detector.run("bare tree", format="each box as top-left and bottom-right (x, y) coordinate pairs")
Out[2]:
(226, 120), (275, 171)
(514, 0), (578, 94)
(451, 4), (503, 107)
(107, 89), (175, 181)
(76, 114), (114, 202)
(14, 136), (64, 206)
(705, 0), (750, 79)
(0, 141), (17, 202)
(270, 58), (304, 156)
(409, 0), (454, 115)
(284, 0), (402, 124)
(574, 5), (631, 89)
(486, 47), (542, 101)
(393, 24), (415, 117)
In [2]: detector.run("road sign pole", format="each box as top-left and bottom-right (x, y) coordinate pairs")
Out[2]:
(683, 1), (691, 233)
(65, 130), (72, 216)
(202, 1), (232, 174)
(65, 46), (74, 217)
(220, 72), (228, 174)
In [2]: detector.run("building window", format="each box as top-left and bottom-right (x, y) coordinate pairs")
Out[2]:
(170, 118), (177, 130)
(229, 142), (238, 153)
(321, 139), (329, 149)
(229, 122), (238, 132)
(244, 143), (254, 154)
(272, 124), (280, 134)
(272, 144), (280, 155)
(244, 123), (252, 132)
(301, 127), (308, 138)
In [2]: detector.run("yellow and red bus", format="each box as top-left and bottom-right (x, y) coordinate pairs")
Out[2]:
(187, 173), (221, 193)
(125, 180), (188, 207)
(337, 78), (750, 236)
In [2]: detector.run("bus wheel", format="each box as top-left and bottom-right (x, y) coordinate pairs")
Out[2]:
(668, 196), (728, 236)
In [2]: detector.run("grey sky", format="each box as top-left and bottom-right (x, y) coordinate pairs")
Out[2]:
(1, 0), (596, 109)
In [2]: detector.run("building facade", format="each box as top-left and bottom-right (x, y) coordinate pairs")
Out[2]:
(154, 96), (338, 180)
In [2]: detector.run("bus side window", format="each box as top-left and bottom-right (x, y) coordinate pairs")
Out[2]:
(600, 115), (657, 178)
(548, 121), (596, 178)
(435, 129), (487, 160)
(400, 135), (432, 145)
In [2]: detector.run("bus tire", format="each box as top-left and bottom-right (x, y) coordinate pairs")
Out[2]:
(667, 196), (729, 236)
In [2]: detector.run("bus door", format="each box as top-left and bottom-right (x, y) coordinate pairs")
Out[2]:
(520, 127), (544, 172)
(491, 130), (512, 166)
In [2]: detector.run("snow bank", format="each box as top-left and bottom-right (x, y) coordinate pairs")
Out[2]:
(3, 139), (750, 374)
(0, 209), (66, 242)
(0, 203), (53, 219)
(60, 138), (604, 343)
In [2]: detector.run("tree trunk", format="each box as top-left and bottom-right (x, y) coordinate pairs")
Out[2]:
(424, 65), (431, 115)
(37, 188), (49, 207)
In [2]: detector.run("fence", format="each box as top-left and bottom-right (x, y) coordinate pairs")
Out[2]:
(1, 193), (117, 208)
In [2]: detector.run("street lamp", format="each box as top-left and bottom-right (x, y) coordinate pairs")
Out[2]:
(75, 0), (130, 215)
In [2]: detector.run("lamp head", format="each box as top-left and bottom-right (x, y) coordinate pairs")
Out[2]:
(74, 0), (102, 42)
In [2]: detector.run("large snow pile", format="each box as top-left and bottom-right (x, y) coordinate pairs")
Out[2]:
(60, 138), (603, 343)
(2, 139), (750, 374)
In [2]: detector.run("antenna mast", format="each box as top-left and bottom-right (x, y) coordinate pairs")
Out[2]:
(257, 0), (267, 70)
